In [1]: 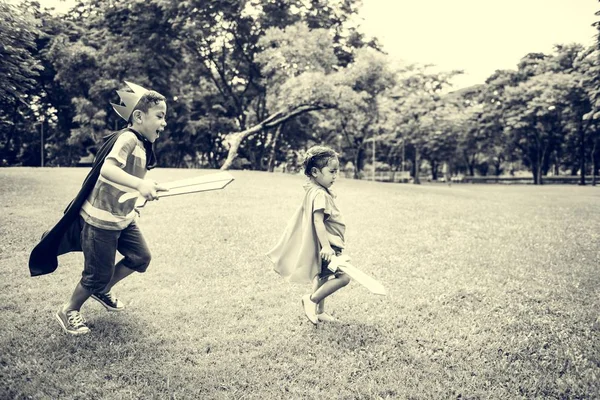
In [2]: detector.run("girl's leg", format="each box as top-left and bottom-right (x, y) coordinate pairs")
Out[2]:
(310, 273), (351, 304)
(312, 276), (328, 314)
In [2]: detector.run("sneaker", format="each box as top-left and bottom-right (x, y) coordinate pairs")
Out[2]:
(91, 292), (125, 312)
(317, 312), (337, 322)
(56, 308), (90, 335)
(302, 294), (318, 325)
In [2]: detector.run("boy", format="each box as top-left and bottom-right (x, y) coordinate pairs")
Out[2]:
(30, 82), (167, 335)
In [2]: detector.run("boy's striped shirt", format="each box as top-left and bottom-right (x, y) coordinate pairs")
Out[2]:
(80, 131), (147, 230)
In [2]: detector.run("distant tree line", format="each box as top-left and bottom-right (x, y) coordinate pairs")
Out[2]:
(1, 0), (600, 184)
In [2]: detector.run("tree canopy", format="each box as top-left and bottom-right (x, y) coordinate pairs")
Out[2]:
(1, 0), (598, 184)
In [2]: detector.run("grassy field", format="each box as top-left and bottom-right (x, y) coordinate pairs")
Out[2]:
(1, 167), (599, 399)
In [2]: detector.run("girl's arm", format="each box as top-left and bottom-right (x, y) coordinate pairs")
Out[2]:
(101, 159), (166, 200)
(314, 210), (335, 262)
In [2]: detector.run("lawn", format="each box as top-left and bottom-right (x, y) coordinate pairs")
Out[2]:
(1, 167), (599, 399)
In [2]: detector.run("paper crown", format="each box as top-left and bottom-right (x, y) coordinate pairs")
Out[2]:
(110, 81), (150, 121)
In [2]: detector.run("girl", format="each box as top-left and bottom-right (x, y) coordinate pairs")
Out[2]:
(267, 145), (351, 324)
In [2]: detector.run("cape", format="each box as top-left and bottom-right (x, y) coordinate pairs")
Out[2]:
(266, 183), (326, 284)
(28, 128), (155, 277)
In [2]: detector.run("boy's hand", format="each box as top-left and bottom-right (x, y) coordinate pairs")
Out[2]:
(137, 180), (169, 201)
(320, 246), (335, 262)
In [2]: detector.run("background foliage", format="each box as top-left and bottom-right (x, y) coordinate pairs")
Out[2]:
(1, 0), (600, 184)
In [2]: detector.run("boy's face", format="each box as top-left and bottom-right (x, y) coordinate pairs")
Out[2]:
(134, 101), (167, 143)
(312, 158), (339, 189)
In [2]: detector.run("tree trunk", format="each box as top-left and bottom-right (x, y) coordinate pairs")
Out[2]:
(267, 124), (283, 172)
(592, 140), (597, 186)
(538, 147), (546, 185)
(413, 147), (421, 184)
(221, 132), (246, 170)
(444, 161), (452, 185)
(220, 104), (332, 170)
(353, 147), (364, 179)
(464, 152), (475, 176)
(530, 150), (539, 184)
(579, 123), (586, 185)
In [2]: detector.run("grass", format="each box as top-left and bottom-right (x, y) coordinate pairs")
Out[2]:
(1, 167), (599, 399)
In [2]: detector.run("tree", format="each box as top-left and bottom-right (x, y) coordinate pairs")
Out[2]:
(0, 1), (43, 103)
(40, 0), (368, 169)
(0, 1), (43, 165)
(420, 97), (468, 179)
(384, 66), (461, 183)
(316, 48), (396, 178)
(503, 72), (586, 184)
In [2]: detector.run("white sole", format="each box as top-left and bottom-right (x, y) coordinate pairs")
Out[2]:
(90, 295), (125, 312)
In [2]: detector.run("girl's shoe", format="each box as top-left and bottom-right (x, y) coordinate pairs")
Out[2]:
(56, 308), (90, 335)
(302, 294), (318, 325)
(317, 312), (337, 322)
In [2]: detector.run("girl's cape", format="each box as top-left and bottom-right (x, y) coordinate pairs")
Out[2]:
(266, 184), (324, 284)
(28, 128), (155, 277)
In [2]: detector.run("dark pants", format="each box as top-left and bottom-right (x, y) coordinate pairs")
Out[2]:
(80, 218), (151, 293)
(318, 246), (343, 280)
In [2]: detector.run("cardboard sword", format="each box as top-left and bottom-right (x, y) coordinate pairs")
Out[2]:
(327, 254), (387, 296)
(118, 171), (235, 208)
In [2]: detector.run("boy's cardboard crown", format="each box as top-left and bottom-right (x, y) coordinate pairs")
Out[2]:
(111, 81), (149, 121)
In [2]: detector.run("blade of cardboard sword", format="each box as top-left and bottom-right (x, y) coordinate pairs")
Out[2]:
(118, 172), (235, 203)
(328, 255), (387, 296)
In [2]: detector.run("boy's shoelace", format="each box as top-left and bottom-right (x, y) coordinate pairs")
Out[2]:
(67, 311), (86, 327)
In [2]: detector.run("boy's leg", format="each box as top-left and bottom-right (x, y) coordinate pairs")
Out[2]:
(104, 260), (136, 292)
(74, 220), (118, 306)
(57, 282), (93, 335)
(92, 221), (151, 311)
(112, 220), (151, 287)
(103, 220), (151, 291)
(58, 221), (118, 334)
(64, 282), (92, 312)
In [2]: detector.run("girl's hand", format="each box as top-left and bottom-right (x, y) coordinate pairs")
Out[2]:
(320, 246), (335, 262)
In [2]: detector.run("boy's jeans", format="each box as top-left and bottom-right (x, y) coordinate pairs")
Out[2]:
(80, 218), (151, 293)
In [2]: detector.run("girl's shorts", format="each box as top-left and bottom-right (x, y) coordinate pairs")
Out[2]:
(318, 246), (344, 279)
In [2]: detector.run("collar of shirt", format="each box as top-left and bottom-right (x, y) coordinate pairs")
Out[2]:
(303, 179), (336, 198)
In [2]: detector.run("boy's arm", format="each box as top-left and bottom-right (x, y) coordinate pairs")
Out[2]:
(314, 210), (334, 262)
(101, 159), (166, 201)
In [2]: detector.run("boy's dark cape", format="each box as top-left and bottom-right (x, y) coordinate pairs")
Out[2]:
(28, 128), (156, 277)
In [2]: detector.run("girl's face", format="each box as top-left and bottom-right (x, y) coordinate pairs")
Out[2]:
(133, 101), (167, 143)
(312, 157), (339, 189)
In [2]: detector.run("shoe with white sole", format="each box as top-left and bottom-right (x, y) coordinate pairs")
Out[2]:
(302, 294), (318, 325)
(91, 292), (125, 312)
(56, 308), (90, 335)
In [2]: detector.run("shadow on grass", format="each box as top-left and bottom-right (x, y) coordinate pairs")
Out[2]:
(313, 320), (386, 350)
(46, 311), (160, 362)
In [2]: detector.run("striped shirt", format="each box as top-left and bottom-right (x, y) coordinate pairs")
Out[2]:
(80, 131), (147, 230)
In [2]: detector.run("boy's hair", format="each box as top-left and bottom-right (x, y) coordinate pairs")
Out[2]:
(128, 91), (166, 124)
(303, 145), (338, 177)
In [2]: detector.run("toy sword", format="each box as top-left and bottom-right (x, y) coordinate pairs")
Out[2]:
(327, 254), (387, 296)
(118, 171), (235, 208)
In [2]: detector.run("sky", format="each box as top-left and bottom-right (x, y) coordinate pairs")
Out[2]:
(20, 0), (600, 89)
(358, 0), (598, 88)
